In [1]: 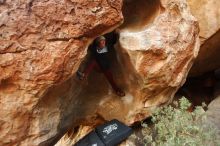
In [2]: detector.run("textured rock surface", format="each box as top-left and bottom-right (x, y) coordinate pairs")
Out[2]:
(56, 0), (200, 145)
(1, 0), (199, 145)
(187, 0), (220, 76)
(0, 0), (123, 145)
(117, 0), (199, 123)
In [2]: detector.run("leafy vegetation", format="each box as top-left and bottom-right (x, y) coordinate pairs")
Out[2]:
(138, 97), (220, 146)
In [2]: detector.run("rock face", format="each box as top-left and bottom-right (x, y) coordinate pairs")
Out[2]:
(57, 0), (200, 145)
(116, 0), (199, 123)
(0, 0), (123, 145)
(187, 0), (220, 76)
(187, 0), (220, 43)
(0, 0), (199, 145)
(204, 80), (220, 137)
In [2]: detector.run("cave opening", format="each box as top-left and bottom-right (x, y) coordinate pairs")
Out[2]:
(77, 30), (126, 97)
(76, 0), (162, 98)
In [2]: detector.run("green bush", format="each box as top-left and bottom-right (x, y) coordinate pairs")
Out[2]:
(140, 97), (220, 146)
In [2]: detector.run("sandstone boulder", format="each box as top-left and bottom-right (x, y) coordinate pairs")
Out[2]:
(0, 0), (123, 145)
(0, 0), (199, 145)
(56, 0), (200, 145)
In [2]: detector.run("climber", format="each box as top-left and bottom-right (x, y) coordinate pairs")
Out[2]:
(77, 35), (125, 97)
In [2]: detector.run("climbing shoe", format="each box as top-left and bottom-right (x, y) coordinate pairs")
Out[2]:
(76, 71), (85, 80)
(115, 88), (125, 97)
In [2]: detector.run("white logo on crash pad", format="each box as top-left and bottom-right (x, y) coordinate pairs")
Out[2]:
(103, 123), (118, 135)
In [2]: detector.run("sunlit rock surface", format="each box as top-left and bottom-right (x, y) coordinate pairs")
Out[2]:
(117, 0), (199, 123)
(0, 0), (123, 145)
(187, 0), (220, 44)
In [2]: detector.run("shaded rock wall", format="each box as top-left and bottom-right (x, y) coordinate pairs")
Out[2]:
(189, 29), (220, 76)
(187, 0), (220, 76)
(204, 79), (220, 138)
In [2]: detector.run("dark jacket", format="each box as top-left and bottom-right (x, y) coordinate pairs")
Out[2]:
(89, 43), (110, 70)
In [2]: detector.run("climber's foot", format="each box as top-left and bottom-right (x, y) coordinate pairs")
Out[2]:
(77, 71), (85, 80)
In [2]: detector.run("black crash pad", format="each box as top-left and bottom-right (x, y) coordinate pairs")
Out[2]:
(74, 119), (133, 146)
(95, 119), (133, 146)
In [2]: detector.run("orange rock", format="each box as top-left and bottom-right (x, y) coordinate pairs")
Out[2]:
(0, 0), (200, 145)
(0, 0), (123, 145)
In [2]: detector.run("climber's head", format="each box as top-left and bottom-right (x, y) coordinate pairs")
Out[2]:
(96, 36), (106, 48)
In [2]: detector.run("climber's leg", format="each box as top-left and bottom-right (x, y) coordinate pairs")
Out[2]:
(78, 59), (97, 80)
(103, 69), (125, 97)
